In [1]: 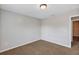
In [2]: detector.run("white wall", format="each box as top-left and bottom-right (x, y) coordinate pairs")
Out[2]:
(41, 10), (79, 48)
(0, 9), (41, 52)
(0, 10), (2, 50)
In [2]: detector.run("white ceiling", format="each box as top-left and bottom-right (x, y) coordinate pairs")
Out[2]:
(0, 4), (79, 19)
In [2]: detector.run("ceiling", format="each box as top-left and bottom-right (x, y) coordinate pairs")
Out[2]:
(0, 4), (79, 19)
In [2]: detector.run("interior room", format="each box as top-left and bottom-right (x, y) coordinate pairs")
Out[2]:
(0, 4), (79, 55)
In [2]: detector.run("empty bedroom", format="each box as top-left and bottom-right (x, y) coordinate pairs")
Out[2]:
(0, 4), (79, 55)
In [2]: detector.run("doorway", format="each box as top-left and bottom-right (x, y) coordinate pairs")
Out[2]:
(71, 16), (79, 47)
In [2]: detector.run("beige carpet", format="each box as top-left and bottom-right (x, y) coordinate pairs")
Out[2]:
(0, 40), (79, 55)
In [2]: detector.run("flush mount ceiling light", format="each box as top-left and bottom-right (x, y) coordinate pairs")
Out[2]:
(40, 4), (47, 10)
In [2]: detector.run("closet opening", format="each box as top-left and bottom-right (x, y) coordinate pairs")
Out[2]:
(71, 16), (79, 47)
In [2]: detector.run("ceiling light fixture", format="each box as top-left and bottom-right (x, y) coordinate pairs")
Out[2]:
(40, 4), (47, 10)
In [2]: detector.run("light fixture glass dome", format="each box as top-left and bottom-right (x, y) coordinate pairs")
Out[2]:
(40, 4), (47, 10)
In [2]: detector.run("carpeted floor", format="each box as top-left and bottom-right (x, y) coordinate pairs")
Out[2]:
(0, 40), (79, 55)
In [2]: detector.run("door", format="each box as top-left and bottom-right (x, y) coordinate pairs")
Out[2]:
(72, 21), (79, 46)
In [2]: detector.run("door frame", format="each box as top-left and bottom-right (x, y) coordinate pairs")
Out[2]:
(69, 15), (79, 47)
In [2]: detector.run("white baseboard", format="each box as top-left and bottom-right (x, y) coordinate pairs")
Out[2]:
(41, 39), (71, 48)
(0, 39), (71, 53)
(0, 39), (40, 53)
